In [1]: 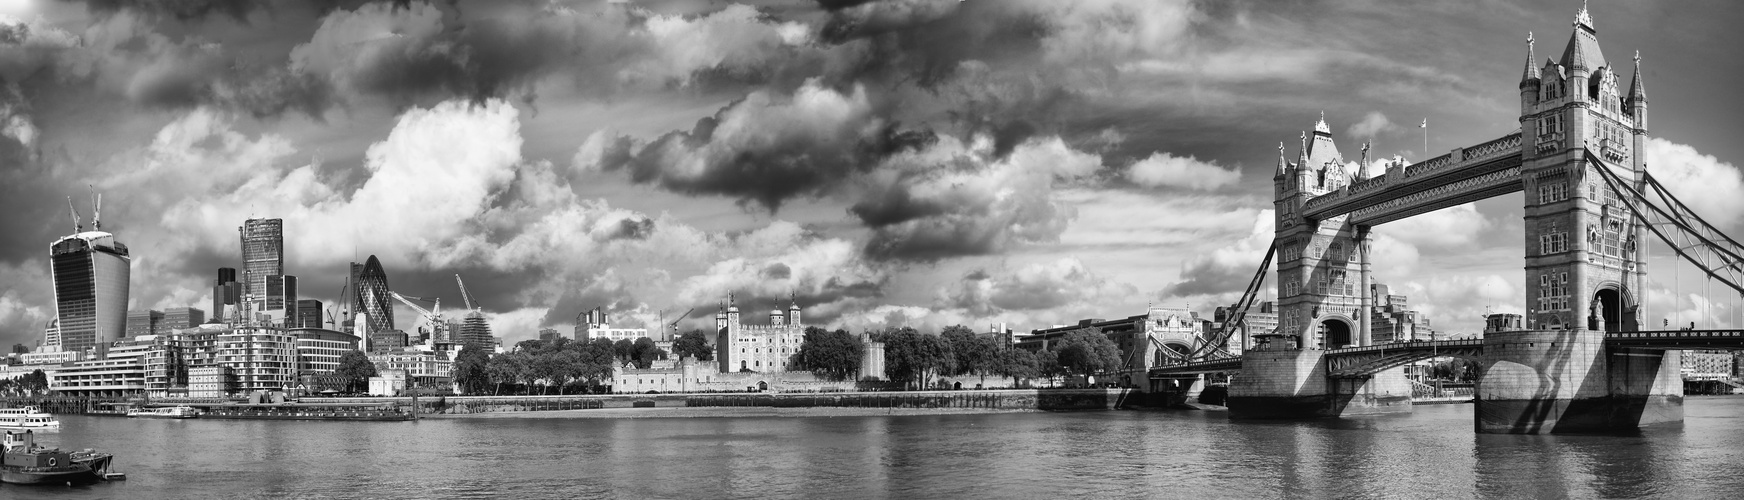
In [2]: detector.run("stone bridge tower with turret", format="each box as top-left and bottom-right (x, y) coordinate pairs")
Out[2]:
(1274, 115), (1374, 350)
(1516, 6), (1648, 335)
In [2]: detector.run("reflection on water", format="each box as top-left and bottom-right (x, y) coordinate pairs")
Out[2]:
(12, 398), (1744, 499)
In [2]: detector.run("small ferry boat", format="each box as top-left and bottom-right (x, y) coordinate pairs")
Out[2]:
(1, 430), (114, 485)
(126, 405), (200, 419)
(0, 407), (61, 433)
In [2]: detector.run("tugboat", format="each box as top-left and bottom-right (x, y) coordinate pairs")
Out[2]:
(0, 430), (113, 485)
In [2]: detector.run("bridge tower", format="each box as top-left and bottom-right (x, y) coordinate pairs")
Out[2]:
(1478, 4), (1680, 433)
(1273, 115), (1372, 350)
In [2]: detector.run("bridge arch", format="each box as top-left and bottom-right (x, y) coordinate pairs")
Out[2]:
(1591, 282), (1638, 332)
(1310, 315), (1357, 349)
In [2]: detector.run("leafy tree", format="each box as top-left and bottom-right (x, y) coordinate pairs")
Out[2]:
(941, 325), (998, 383)
(790, 326), (864, 381)
(998, 348), (1039, 383)
(485, 352), (526, 395)
(631, 337), (667, 369)
(1052, 329), (1122, 381)
(335, 350), (379, 393)
(672, 329), (715, 361)
(1036, 349), (1063, 385)
(451, 346), (491, 395)
(882, 327), (954, 390)
(612, 339), (635, 365)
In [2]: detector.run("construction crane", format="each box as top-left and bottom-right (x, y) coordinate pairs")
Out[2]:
(667, 307), (694, 340)
(390, 291), (445, 342)
(455, 274), (481, 312)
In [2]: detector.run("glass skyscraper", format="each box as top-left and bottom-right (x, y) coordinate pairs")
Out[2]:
(239, 218), (283, 310)
(352, 255), (395, 335)
(50, 229), (131, 355)
(212, 267), (240, 321)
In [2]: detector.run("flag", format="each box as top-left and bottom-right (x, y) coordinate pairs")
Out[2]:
(1420, 119), (1427, 128)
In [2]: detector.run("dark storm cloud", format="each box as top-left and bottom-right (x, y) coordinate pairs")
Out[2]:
(596, 84), (936, 212)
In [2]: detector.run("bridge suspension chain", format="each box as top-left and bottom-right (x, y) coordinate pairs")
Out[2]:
(1590, 151), (1744, 297)
(1189, 242), (1277, 361)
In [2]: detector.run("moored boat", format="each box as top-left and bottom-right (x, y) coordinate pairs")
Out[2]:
(1, 430), (113, 486)
(126, 405), (200, 419)
(199, 403), (414, 421)
(0, 406), (61, 433)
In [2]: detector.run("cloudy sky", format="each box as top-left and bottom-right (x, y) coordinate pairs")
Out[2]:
(1, 0), (1741, 348)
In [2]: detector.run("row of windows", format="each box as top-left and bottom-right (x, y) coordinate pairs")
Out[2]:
(1536, 115), (1564, 136)
(1537, 182), (1567, 204)
(1540, 232), (1568, 254)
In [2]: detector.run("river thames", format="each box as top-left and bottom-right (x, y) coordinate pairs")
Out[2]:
(12, 397), (1744, 499)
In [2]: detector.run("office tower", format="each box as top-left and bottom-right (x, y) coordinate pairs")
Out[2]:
(296, 299), (324, 329)
(352, 255), (394, 335)
(163, 307), (206, 331)
(265, 275), (298, 314)
(239, 218), (284, 309)
(539, 328), (559, 343)
(212, 267), (241, 321)
(51, 229), (131, 355)
(126, 309), (164, 338)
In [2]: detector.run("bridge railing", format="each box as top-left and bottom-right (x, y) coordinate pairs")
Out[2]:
(1327, 339), (1483, 355)
(1606, 330), (1744, 339)
(1460, 133), (1522, 163)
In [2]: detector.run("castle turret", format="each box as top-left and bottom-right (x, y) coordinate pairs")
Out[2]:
(788, 297), (802, 326)
(1628, 51), (1647, 132)
(1520, 32), (1541, 110)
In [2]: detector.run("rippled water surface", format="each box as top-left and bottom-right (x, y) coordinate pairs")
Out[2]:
(12, 398), (1744, 499)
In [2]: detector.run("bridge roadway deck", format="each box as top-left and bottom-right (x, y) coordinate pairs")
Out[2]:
(1606, 329), (1744, 350)
(1146, 332), (1744, 379)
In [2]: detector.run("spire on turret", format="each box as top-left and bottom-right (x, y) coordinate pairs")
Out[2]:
(1356, 142), (1371, 181)
(1560, 1), (1605, 73)
(1297, 131), (1308, 166)
(1275, 142), (1288, 178)
(1521, 32), (1540, 84)
(1574, 0), (1593, 32)
(1628, 50), (1646, 102)
(1313, 111), (1331, 136)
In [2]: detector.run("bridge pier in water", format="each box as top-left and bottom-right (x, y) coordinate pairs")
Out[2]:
(1227, 349), (1412, 419)
(1475, 329), (1682, 434)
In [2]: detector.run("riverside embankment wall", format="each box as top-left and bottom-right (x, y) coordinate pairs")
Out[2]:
(300, 388), (1134, 415)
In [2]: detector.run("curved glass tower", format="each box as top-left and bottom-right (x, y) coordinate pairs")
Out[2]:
(50, 230), (130, 354)
(351, 255), (395, 335)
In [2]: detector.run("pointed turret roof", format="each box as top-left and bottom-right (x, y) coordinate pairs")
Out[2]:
(1560, 2), (1605, 72)
(1628, 51), (1646, 101)
(1275, 142), (1288, 178)
(1521, 32), (1540, 84)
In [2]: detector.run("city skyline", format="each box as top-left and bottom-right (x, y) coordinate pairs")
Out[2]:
(2, 1), (1744, 350)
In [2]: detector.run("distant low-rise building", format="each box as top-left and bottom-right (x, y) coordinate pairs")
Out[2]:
(574, 307), (650, 343)
(188, 366), (236, 398)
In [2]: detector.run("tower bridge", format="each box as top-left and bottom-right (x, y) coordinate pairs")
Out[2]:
(1150, 6), (1744, 433)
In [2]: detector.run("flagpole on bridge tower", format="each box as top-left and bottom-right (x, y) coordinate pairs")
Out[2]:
(1420, 118), (1428, 159)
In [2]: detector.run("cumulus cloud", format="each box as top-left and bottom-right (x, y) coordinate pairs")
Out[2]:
(855, 135), (1101, 261)
(1161, 209), (1274, 299)
(938, 258), (1137, 316)
(1644, 138), (1744, 227)
(1345, 111), (1395, 139)
(1125, 152), (1241, 190)
(1374, 202), (1490, 249)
